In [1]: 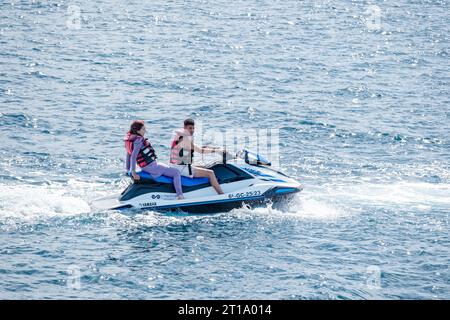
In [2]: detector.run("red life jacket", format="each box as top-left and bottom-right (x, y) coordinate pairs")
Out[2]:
(124, 132), (157, 168)
(170, 130), (194, 165)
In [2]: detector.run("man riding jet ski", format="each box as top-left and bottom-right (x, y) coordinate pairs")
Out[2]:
(169, 118), (226, 195)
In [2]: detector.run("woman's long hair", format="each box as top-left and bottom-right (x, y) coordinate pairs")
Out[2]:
(129, 120), (145, 135)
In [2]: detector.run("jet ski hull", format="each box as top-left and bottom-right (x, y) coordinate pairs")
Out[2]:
(111, 187), (300, 214)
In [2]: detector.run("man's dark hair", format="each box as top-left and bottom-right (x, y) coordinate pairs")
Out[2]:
(184, 118), (195, 126)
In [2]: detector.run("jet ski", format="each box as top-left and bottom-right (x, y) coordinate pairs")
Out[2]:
(92, 150), (302, 214)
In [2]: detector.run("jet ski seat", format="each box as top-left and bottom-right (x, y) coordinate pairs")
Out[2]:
(135, 171), (210, 187)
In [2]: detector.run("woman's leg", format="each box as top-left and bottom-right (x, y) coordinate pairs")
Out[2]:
(193, 167), (224, 194)
(142, 163), (184, 199)
(160, 166), (184, 199)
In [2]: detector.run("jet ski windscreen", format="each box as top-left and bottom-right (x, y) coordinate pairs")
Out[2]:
(242, 149), (272, 166)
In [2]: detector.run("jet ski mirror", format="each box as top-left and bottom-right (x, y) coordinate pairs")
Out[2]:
(241, 149), (272, 166)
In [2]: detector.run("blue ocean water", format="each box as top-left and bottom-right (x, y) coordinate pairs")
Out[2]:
(0, 0), (449, 299)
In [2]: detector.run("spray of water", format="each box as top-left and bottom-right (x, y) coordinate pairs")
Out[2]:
(1, 177), (448, 225)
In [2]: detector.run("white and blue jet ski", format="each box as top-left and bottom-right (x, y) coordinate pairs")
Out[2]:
(92, 150), (302, 213)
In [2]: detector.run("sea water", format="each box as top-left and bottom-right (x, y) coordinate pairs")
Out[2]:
(0, 0), (449, 299)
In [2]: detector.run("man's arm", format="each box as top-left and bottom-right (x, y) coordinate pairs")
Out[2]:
(193, 143), (222, 154)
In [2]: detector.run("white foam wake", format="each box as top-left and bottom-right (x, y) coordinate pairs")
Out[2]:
(0, 184), (90, 220)
(233, 181), (450, 221)
(324, 181), (450, 208)
(0, 178), (118, 221)
(1, 179), (447, 223)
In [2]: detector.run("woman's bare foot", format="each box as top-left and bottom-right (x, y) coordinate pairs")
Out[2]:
(177, 195), (185, 200)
